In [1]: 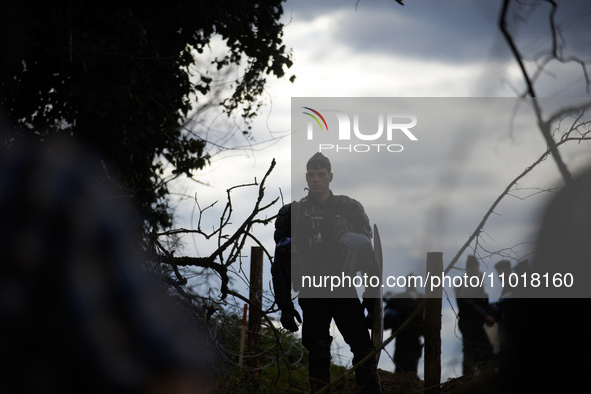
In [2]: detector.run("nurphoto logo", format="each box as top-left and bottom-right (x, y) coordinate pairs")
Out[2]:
(302, 107), (418, 153)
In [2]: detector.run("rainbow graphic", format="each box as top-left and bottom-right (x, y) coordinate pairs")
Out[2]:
(302, 107), (329, 131)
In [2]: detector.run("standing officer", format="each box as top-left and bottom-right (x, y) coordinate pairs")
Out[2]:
(455, 255), (495, 374)
(383, 275), (424, 373)
(272, 152), (382, 393)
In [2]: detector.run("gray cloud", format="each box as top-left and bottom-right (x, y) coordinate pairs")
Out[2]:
(285, 1), (507, 64)
(283, 0), (591, 94)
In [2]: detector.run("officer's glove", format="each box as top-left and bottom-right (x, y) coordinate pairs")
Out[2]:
(362, 298), (376, 329)
(280, 308), (302, 332)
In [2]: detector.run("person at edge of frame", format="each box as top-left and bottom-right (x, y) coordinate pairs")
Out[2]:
(271, 152), (382, 394)
(455, 255), (496, 375)
(383, 274), (424, 374)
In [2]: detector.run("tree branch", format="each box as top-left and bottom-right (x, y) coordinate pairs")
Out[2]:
(156, 159), (279, 300)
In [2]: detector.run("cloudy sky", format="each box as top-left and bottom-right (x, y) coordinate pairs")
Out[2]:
(172, 0), (591, 380)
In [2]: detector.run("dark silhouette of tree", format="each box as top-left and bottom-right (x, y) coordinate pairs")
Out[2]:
(0, 1), (293, 233)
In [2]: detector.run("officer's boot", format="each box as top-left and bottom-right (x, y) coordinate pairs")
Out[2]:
(353, 349), (382, 394)
(308, 346), (332, 393)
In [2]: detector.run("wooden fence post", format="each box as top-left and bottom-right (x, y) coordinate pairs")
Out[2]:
(424, 252), (443, 394)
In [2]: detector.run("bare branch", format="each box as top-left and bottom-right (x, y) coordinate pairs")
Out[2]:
(155, 159), (279, 300)
(500, 0), (536, 98)
(444, 145), (551, 275)
(499, 0), (591, 185)
(445, 106), (591, 274)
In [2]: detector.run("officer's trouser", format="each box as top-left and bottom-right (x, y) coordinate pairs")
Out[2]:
(299, 297), (382, 394)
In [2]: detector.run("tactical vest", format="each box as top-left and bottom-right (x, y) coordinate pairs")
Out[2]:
(291, 193), (371, 276)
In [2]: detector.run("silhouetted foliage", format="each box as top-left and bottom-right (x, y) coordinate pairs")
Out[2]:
(0, 0), (293, 233)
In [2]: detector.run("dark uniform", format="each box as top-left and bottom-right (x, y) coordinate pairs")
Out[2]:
(455, 257), (495, 375)
(384, 286), (423, 373)
(272, 154), (381, 394)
